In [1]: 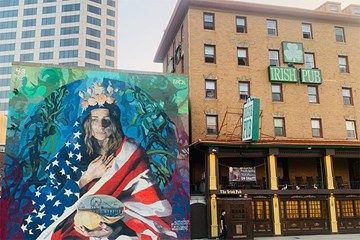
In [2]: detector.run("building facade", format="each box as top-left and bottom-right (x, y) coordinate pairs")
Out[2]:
(155, 0), (360, 238)
(0, 0), (118, 115)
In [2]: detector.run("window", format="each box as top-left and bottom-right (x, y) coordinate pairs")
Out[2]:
(0, 55), (14, 63)
(236, 16), (247, 33)
(204, 13), (214, 30)
(311, 119), (322, 137)
(41, 28), (55, 36)
(24, 8), (37, 16)
(59, 62), (78, 67)
(106, 49), (114, 57)
(40, 40), (54, 48)
(205, 80), (216, 99)
(90, 0), (102, 3)
(60, 26), (79, 35)
(338, 56), (349, 73)
(308, 86), (319, 103)
(59, 50), (78, 58)
(204, 45), (215, 63)
(106, 28), (115, 36)
(0, 21), (17, 29)
(43, 0), (56, 2)
(85, 62), (99, 68)
(86, 39), (100, 49)
(304, 53), (315, 69)
(346, 120), (356, 138)
(106, 39), (114, 46)
(302, 23), (312, 39)
(106, 18), (115, 27)
(330, 5), (339, 13)
(239, 82), (249, 100)
(39, 52), (53, 60)
(24, 0), (36, 4)
(0, 10), (18, 18)
(61, 15), (80, 23)
(20, 53), (34, 62)
(1, 32), (16, 40)
(206, 115), (218, 135)
(237, 48), (248, 66)
(0, 67), (12, 75)
(269, 50), (279, 66)
(60, 38), (78, 47)
(335, 27), (345, 42)
(62, 4), (80, 12)
(267, 19), (277, 36)
(342, 88), (353, 105)
(106, 59), (114, 67)
(43, 6), (56, 14)
(0, 43), (15, 52)
(85, 50), (100, 60)
(87, 16), (101, 26)
(271, 84), (282, 102)
(21, 42), (35, 50)
(86, 27), (101, 37)
(22, 30), (34, 38)
(88, 5), (101, 15)
(42, 17), (55, 25)
(274, 118), (285, 137)
(23, 19), (36, 27)
(107, 9), (115, 17)
(107, 0), (115, 7)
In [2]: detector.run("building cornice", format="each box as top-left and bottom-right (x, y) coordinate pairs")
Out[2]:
(154, 0), (360, 62)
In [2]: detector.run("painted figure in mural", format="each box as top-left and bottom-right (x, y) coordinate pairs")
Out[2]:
(21, 82), (176, 239)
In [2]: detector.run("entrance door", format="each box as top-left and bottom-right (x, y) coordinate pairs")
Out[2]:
(218, 199), (254, 239)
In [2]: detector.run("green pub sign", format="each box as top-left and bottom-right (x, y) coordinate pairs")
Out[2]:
(242, 97), (260, 141)
(282, 41), (304, 64)
(268, 66), (298, 82)
(300, 68), (322, 84)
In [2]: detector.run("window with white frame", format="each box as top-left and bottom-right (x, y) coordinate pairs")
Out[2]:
(274, 118), (285, 137)
(342, 88), (353, 105)
(311, 119), (322, 137)
(302, 23), (312, 39)
(205, 80), (216, 99)
(338, 56), (349, 73)
(236, 16), (247, 33)
(304, 53), (315, 69)
(335, 27), (345, 42)
(308, 86), (319, 103)
(271, 84), (282, 102)
(346, 120), (356, 138)
(204, 12), (214, 30)
(269, 50), (279, 66)
(204, 45), (215, 63)
(239, 82), (249, 100)
(267, 19), (277, 36)
(206, 115), (218, 135)
(237, 48), (248, 66)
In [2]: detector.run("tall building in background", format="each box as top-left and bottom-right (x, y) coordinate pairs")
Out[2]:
(0, 0), (118, 115)
(155, 0), (359, 239)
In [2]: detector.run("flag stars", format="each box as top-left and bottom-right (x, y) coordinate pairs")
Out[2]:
(71, 166), (78, 172)
(73, 131), (82, 139)
(64, 188), (73, 197)
(65, 160), (71, 166)
(54, 200), (62, 207)
(35, 190), (41, 197)
(37, 211), (46, 219)
(49, 172), (55, 179)
(65, 141), (71, 147)
(21, 224), (28, 232)
(46, 192), (55, 201)
(74, 121), (79, 127)
(68, 151), (74, 158)
(76, 152), (83, 161)
(73, 142), (81, 150)
(60, 169), (66, 175)
(52, 159), (59, 167)
(25, 215), (33, 224)
(51, 214), (59, 221)
(54, 152), (59, 158)
(39, 204), (45, 211)
(36, 223), (46, 231)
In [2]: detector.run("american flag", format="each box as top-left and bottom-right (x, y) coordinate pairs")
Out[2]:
(21, 120), (176, 239)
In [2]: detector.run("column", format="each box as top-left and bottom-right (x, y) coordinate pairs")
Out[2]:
(209, 152), (217, 190)
(272, 194), (281, 235)
(329, 193), (338, 233)
(210, 194), (219, 237)
(268, 154), (278, 190)
(324, 155), (334, 189)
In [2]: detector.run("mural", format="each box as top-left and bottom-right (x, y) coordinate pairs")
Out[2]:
(0, 63), (190, 239)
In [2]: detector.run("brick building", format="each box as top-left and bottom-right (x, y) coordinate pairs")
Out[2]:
(155, 0), (360, 238)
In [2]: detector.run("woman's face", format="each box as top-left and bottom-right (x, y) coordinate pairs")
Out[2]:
(90, 108), (112, 141)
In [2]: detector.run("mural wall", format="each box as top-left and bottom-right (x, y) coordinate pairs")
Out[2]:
(0, 63), (190, 239)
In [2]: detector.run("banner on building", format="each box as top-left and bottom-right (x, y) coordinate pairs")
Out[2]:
(229, 167), (256, 182)
(0, 63), (190, 239)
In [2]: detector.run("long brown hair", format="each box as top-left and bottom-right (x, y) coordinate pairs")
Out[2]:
(83, 109), (123, 156)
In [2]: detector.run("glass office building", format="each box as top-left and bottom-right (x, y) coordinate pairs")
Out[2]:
(0, 0), (118, 114)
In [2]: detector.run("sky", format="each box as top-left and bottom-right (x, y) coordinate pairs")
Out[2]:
(117, 0), (360, 72)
